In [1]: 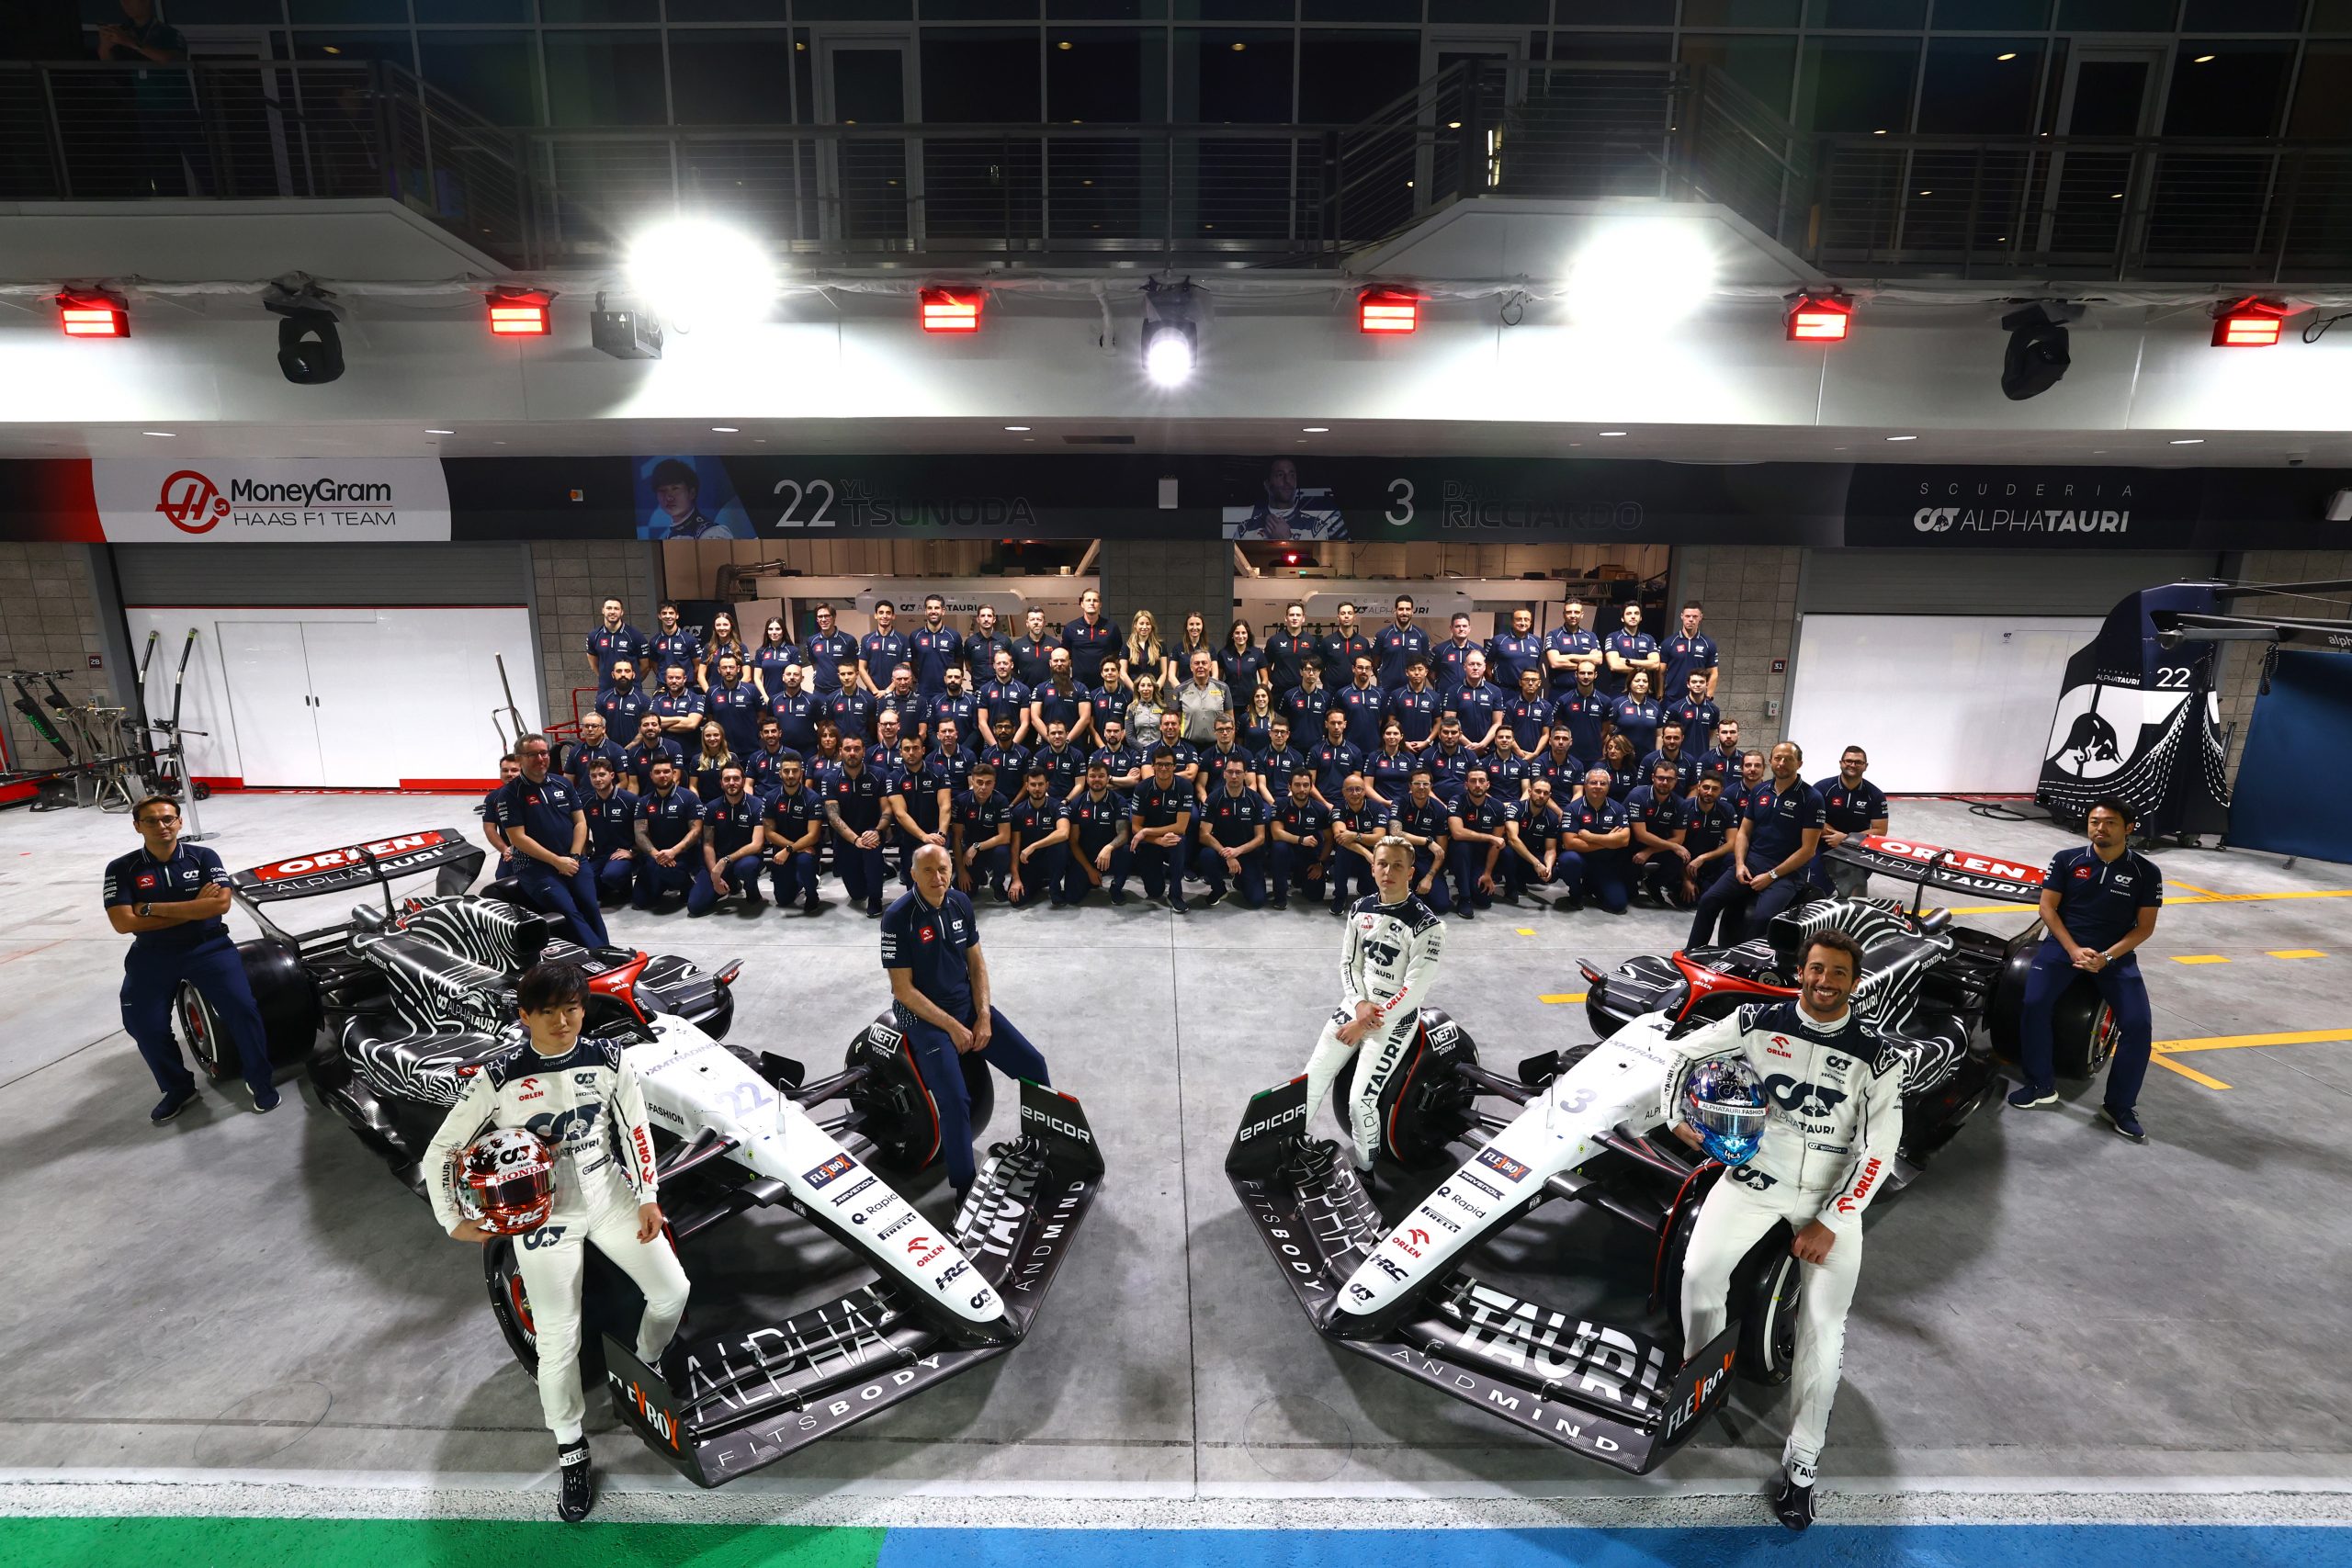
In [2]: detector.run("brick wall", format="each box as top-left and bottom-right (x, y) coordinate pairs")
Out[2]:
(1670, 545), (1802, 743)
(2216, 549), (2352, 778)
(529, 540), (660, 735)
(0, 544), (111, 774)
(1097, 539), (1235, 671)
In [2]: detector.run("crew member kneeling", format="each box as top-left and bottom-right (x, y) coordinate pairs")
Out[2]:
(1665, 931), (1901, 1533)
(881, 844), (1054, 1201)
(1298, 837), (1444, 1177)
(494, 735), (611, 950)
(426, 960), (689, 1523)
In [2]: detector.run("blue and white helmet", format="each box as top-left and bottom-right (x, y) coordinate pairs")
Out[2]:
(1684, 1057), (1770, 1168)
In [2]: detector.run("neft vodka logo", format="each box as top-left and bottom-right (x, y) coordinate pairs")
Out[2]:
(1910, 476), (2135, 536)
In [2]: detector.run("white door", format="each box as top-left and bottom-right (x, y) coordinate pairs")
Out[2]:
(299, 621), (397, 787)
(218, 622), (325, 787)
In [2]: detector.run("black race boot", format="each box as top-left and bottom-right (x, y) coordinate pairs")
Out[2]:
(557, 1439), (594, 1522)
(1770, 1474), (1815, 1533)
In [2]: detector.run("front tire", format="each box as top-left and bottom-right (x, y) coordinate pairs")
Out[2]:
(1331, 1009), (1480, 1170)
(173, 981), (233, 1080)
(2052, 982), (2119, 1079)
(1733, 1237), (1802, 1387)
(484, 1236), (539, 1375)
(846, 1012), (997, 1173)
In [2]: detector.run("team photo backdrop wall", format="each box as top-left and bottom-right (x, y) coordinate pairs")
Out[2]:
(2034, 583), (2231, 837)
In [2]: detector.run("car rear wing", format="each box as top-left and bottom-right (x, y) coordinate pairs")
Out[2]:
(227, 829), (486, 943)
(1826, 833), (2045, 908)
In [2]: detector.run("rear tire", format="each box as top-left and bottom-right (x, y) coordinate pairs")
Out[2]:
(1332, 1009), (1480, 1170)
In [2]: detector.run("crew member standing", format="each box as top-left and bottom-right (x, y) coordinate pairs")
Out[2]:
(881, 844), (1055, 1201)
(106, 795), (279, 1121)
(495, 734), (611, 950)
(2008, 798), (2162, 1142)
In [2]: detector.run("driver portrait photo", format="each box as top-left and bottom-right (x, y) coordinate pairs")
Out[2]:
(1224, 457), (1349, 542)
(636, 456), (750, 541)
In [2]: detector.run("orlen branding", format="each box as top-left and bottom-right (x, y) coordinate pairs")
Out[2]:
(247, 831), (448, 883)
(1863, 835), (2043, 890)
(93, 458), (452, 542)
(1836, 1156), (1883, 1215)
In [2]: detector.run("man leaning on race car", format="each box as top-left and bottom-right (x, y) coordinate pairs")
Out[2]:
(1297, 836), (1445, 1178)
(426, 960), (689, 1523)
(1663, 929), (1902, 1533)
(493, 735), (611, 951)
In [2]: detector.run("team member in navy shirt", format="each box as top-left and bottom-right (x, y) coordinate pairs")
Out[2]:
(1012, 606), (1058, 689)
(630, 756), (703, 910)
(925, 666), (979, 748)
(976, 647), (1033, 750)
(880, 846), (1054, 1199)
(1529, 728), (1587, 800)
(1504, 774), (1567, 904)
(858, 602), (910, 697)
(1421, 715), (1476, 807)
(1283, 658), (1334, 741)
(105, 795), (277, 1121)
(768, 661), (821, 757)
(1253, 716), (1306, 807)
(1125, 749), (1195, 911)
(1502, 668), (1555, 754)
(1060, 588), (1118, 687)
(647, 602), (701, 695)
(1697, 716), (1746, 795)
(1811, 746), (1889, 897)
(1389, 769), (1454, 910)
(825, 658), (877, 743)
(1088, 718), (1145, 797)
(877, 664), (929, 743)
(1216, 620), (1268, 701)
(1362, 720), (1416, 810)
(2010, 799), (2164, 1139)
(951, 759), (1013, 901)
(1268, 773), (1332, 909)
(622, 714), (684, 796)
(1558, 768), (1634, 914)
(1375, 594), (1430, 691)
(1487, 607), (1544, 691)
(1029, 650), (1093, 745)
(823, 735), (893, 917)
(1660, 602), (1719, 702)
(1006, 768), (1071, 908)
(1544, 601), (1603, 697)
(584, 598), (650, 691)
(963, 604), (1013, 689)
(1329, 774), (1392, 915)
(1265, 601), (1318, 696)
(565, 712), (627, 795)
(1624, 761), (1690, 906)
(1194, 756), (1270, 908)
(910, 593), (964, 697)
(1612, 671), (1664, 758)
(650, 663), (705, 740)
(1065, 760), (1133, 905)
(1671, 674), (1722, 756)
(1690, 741), (1822, 947)
(1431, 614), (1480, 694)
(703, 653), (763, 756)
(595, 660), (650, 740)
(495, 735), (610, 949)
(750, 615), (801, 701)
(1308, 709), (1363, 809)
(1448, 649), (1505, 753)
(1603, 603), (1664, 698)
(1553, 668), (1612, 761)
(481, 753), (523, 877)
(1389, 657), (1446, 753)
(582, 757), (639, 905)
(1641, 720), (1700, 797)
(688, 766), (767, 916)
(1678, 773), (1742, 908)
(802, 604), (858, 697)
(1341, 655), (1394, 754)
(1319, 602), (1374, 692)
(763, 754), (827, 913)
(1444, 766), (1511, 919)
(744, 723), (794, 804)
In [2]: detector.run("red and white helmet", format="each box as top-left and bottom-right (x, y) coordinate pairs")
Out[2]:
(458, 1128), (557, 1234)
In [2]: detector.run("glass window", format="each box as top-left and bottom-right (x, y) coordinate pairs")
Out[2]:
(1807, 0), (1926, 24)
(1174, 0), (1292, 18)
(1554, 0), (1674, 19)
(2290, 42), (2352, 134)
(1304, 0), (1418, 18)
(924, 29), (1041, 121)
(1050, 28), (1165, 123)
(1679, 0), (1801, 25)
(1929, 0), (2051, 25)
(1550, 31), (1673, 62)
(287, 0), (407, 21)
(539, 0), (661, 20)
(930, 0), (1040, 17)
(669, 29), (798, 124)
(669, 0), (800, 17)
(290, 30), (413, 63)
(1797, 37), (1917, 133)
(1915, 38), (2042, 131)
(2181, 0), (2301, 26)
(1432, 0), (1549, 20)
(792, 0), (914, 18)
(164, 0), (293, 22)
(1173, 28), (1293, 124)
(1298, 31), (1419, 123)
(2052, 0), (2175, 28)
(1052, 0), (1167, 16)
(1679, 34), (1797, 117)
(2164, 41), (2293, 137)
(544, 29), (669, 125)
(417, 31), (543, 125)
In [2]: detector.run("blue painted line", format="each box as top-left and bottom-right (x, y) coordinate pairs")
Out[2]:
(878, 1527), (2340, 1568)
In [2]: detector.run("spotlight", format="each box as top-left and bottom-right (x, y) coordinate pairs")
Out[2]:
(1358, 288), (1419, 333)
(486, 287), (553, 337)
(1784, 288), (1852, 342)
(2211, 297), (2288, 348)
(57, 288), (129, 338)
(1998, 300), (2082, 401)
(625, 217), (775, 333)
(591, 291), (662, 360)
(263, 276), (345, 387)
(1568, 222), (1715, 329)
(1140, 278), (1197, 387)
(920, 287), (983, 333)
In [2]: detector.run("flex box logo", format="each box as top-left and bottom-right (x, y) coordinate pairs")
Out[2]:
(95, 458), (452, 542)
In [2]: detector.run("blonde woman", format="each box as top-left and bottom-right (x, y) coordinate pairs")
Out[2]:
(1121, 610), (1166, 693)
(1126, 672), (1168, 749)
(691, 719), (739, 800)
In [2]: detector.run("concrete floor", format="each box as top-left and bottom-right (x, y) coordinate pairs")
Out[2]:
(4, 792), (2349, 1506)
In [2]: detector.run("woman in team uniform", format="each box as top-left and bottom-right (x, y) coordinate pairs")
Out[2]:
(690, 719), (739, 800)
(1362, 718), (1415, 810)
(1237, 685), (1278, 755)
(750, 616), (799, 702)
(698, 612), (750, 694)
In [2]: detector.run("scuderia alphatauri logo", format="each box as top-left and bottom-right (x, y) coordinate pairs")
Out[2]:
(1909, 476), (2135, 536)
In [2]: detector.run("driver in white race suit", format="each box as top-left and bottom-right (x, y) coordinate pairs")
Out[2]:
(426, 959), (690, 1523)
(1298, 836), (1444, 1175)
(1661, 929), (1903, 1533)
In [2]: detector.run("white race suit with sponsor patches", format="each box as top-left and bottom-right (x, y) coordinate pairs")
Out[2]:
(426, 1032), (690, 1445)
(1662, 999), (1905, 1486)
(1301, 891), (1444, 1171)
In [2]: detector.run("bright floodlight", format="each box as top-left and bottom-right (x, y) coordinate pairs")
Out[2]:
(626, 218), (776, 332)
(1566, 221), (1717, 329)
(1145, 330), (1195, 386)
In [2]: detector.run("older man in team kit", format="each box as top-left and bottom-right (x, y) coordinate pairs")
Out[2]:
(495, 735), (610, 950)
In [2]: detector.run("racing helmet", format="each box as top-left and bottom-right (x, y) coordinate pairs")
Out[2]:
(458, 1128), (557, 1234)
(1683, 1058), (1770, 1168)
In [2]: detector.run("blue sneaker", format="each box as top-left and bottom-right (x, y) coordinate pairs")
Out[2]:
(2007, 1082), (2057, 1110)
(253, 1084), (281, 1114)
(2098, 1105), (2147, 1143)
(151, 1086), (198, 1124)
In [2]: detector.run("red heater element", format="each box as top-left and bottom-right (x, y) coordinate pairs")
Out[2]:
(2211, 298), (2287, 347)
(1358, 288), (1419, 333)
(486, 289), (553, 337)
(1784, 290), (1852, 342)
(920, 288), (983, 333)
(58, 291), (129, 338)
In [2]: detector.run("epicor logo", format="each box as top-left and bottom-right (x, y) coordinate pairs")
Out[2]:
(1913, 507), (1959, 533)
(155, 470), (230, 533)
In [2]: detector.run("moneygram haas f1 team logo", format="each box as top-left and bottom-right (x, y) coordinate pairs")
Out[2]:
(155, 470), (231, 534)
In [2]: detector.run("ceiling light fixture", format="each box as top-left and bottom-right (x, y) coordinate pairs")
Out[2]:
(1784, 288), (1853, 342)
(57, 288), (129, 338)
(1357, 288), (1419, 333)
(919, 286), (983, 333)
(2211, 296), (2289, 347)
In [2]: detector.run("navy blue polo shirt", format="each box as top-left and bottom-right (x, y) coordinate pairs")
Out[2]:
(702, 643), (753, 692)
(925, 746), (978, 800)
(647, 630), (701, 686)
(1448, 680), (1504, 745)
(828, 763), (889, 835)
(1430, 637), (1478, 693)
(910, 625), (963, 693)
(1277, 796), (1333, 847)
(1603, 628), (1658, 696)
(566, 737), (627, 794)
(1624, 784), (1686, 840)
(1487, 631), (1544, 688)
(2044, 845), (2164, 952)
(879, 688), (927, 739)
(1336, 799), (1392, 841)
(1517, 801), (1565, 855)
(1682, 795), (1741, 858)
(1068, 787), (1129, 847)
(1553, 689), (1611, 761)
(1485, 751), (1532, 797)
(1032, 681), (1089, 735)
(1375, 624), (1430, 690)
(803, 629), (857, 694)
(1335, 683), (1387, 753)
(765, 784), (827, 845)
(1217, 645), (1267, 694)
(586, 623), (650, 688)
(1309, 739), (1363, 803)
(622, 737), (684, 795)
(595, 685), (650, 739)
(1662, 631), (1719, 700)
(880, 887), (979, 1020)
(1265, 630), (1318, 692)
(1452, 793), (1511, 840)
(585, 785), (639, 855)
(1815, 774), (1889, 835)
(1603, 760), (1640, 801)
(953, 786), (1012, 845)
(1033, 741), (1087, 798)
(1202, 785), (1266, 850)
(1745, 779), (1825, 864)
(1088, 684), (1130, 735)
(1319, 631), (1373, 683)
(650, 687), (706, 730)
(925, 692), (978, 746)
(1152, 739), (1200, 779)
(1061, 617), (1118, 685)
(769, 690), (821, 756)
(964, 632), (1013, 684)
(1673, 698), (1722, 743)
(492, 772), (586, 855)
(979, 742), (1031, 785)
(1282, 684), (1333, 740)
(751, 641), (801, 687)
(1196, 743), (1252, 793)
(1423, 742), (1474, 806)
(1642, 747), (1700, 795)
(1612, 697), (1662, 757)
(703, 793), (763, 859)
(703, 677), (763, 755)
(635, 783), (703, 850)
(892, 756), (944, 832)
(1502, 693), (1554, 752)
(1009, 793), (1068, 850)
(103, 840), (231, 952)
(1255, 743), (1306, 802)
(861, 630), (910, 688)
(976, 678), (1032, 741)
(1545, 626), (1601, 695)
(825, 688), (877, 743)
(1697, 744), (1745, 790)
(1529, 748), (1588, 796)
(742, 747), (790, 801)
(1364, 747), (1415, 803)
(1566, 795), (1631, 851)
(1012, 635), (1058, 688)
(1132, 778), (1193, 831)
(1395, 795), (1451, 852)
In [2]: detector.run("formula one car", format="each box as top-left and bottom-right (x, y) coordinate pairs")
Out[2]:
(1583, 834), (2120, 1085)
(183, 829), (1106, 1483)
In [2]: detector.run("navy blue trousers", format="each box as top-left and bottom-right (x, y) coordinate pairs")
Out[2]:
(631, 853), (696, 910)
(588, 851), (634, 905)
(688, 851), (766, 915)
(521, 859), (609, 948)
(769, 849), (820, 905)
(2018, 938), (2155, 1111)
(836, 840), (890, 910)
(1555, 849), (1632, 913)
(1689, 853), (1806, 948)
(1191, 842), (1267, 906)
(1268, 841), (1327, 905)
(121, 933), (271, 1099)
(902, 1005), (1052, 1193)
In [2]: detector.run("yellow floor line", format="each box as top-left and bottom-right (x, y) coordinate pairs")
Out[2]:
(2168, 879), (2226, 898)
(2153, 1027), (2352, 1055)
(2269, 950), (2327, 960)
(1939, 887), (2352, 918)
(1514, 928), (1536, 936)
(1538, 992), (1587, 1004)
(2171, 954), (2230, 964)
(2152, 1055), (2233, 1090)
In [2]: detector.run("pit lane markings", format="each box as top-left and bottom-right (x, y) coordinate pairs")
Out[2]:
(1538, 992), (1587, 1005)
(1936, 888), (2352, 918)
(2150, 1025), (2352, 1092)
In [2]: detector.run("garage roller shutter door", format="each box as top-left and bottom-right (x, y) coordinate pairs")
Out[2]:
(112, 543), (528, 606)
(1797, 548), (2220, 615)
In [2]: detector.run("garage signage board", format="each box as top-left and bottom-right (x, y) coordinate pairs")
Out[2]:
(91, 458), (452, 542)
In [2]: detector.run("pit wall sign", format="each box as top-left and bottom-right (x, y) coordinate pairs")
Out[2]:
(90, 458), (452, 542)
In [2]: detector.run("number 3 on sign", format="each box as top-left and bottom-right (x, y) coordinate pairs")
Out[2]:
(1385, 478), (1414, 527)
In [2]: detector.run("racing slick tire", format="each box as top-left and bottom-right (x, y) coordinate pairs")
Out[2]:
(485, 1233), (669, 1386)
(1986, 943), (2119, 1081)
(1653, 1163), (1801, 1387)
(174, 938), (318, 1078)
(484, 1235), (541, 1376)
(1332, 1008), (1481, 1171)
(845, 1010), (996, 1174)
